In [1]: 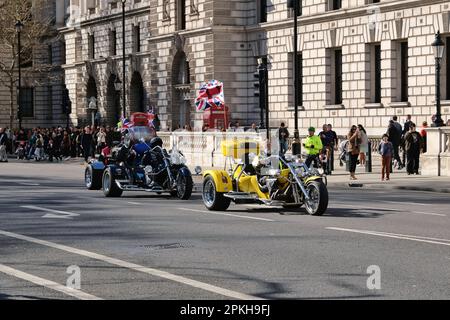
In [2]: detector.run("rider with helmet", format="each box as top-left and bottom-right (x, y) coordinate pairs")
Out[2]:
(303, 127), (323, 169)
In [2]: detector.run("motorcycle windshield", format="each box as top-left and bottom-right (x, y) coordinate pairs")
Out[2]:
(130, 126), (155, 142)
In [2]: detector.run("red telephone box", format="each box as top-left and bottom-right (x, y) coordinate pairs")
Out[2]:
(203, 105), (230, 130)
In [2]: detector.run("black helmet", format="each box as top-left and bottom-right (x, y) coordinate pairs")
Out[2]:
(149, 136), (163, 148)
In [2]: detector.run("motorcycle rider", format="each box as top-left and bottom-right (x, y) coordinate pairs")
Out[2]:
(303, 127), (323, 169)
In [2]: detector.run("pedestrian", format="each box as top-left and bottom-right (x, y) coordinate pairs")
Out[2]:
(278, 122), (290, 156)
(392, 115), (402, 135)
(326, 124), (338, 172)
(347, 125), (360, 180)
(34, 133), (44, 161)
(246, 122), (258, 133)
(387, 120), (403, 169)
(0, 127), (8, 162)
(47, 139), (55, 162)
(419, 121), (428, 153)
(96, 127), (107, 154)
(62, 130), (71, 160)
(401, 114), (413, 166)
(303, 127), (323, 168)
(5, 127), (13, 155)
(27, 129), (37, 160)
(234, 121), (244, 132)
(318, 124), (333, 174)
(403, 123), (423, 175)
(357, 124), (368, 166)
(70, 127), (78, 157)
(378, 134), (394, 181)
(153, 114), (161, 131)
(80, 126), (93, 163)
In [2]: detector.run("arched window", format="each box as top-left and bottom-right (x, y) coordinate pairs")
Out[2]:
(176, 52), (190, 85)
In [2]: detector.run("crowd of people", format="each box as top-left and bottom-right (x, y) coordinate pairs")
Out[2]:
(334, 115), (434, 181)
(286, 114), (447, 181)
(0, 125), (121, 163)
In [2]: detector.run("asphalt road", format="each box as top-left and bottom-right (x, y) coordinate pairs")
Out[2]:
(1, 160), (449, 300)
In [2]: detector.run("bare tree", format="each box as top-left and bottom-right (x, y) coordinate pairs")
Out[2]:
(0, 0), (57, 128)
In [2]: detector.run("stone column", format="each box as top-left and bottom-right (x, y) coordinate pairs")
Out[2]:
(421, 127), (450, 176)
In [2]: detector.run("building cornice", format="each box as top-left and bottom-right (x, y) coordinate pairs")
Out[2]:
(246, 0), (450, 33)
(57, 5), (150, 34)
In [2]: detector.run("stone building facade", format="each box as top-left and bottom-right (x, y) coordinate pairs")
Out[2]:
(59, 0), (450, 134)
(0, 0), (66, 129)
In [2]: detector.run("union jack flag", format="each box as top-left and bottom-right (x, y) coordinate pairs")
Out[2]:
(195, 80), (225, 111)
(120, 116), (134, 132)
(147, 110), (155, 128)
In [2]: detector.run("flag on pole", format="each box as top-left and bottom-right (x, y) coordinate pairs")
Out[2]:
(195, 80), (225, 111)
(147, 109), (155, 128)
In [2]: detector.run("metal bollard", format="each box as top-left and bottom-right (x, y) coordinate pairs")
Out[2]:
(365, 141), (372, 173)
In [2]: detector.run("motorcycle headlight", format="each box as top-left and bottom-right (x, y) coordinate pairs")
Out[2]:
(318, 168), (325, 175)
(267, 168), (280, 176)
(194, 166), (202, 175)
(144, 165), (153, 174)
(171, 152), (186, 165)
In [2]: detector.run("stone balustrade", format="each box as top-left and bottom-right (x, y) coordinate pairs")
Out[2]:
(157, 131), (384, 170)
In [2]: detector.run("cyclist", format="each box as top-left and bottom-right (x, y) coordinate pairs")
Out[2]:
(303, 127), (323, 169)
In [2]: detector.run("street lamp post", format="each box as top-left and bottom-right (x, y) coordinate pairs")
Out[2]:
(121, 0), (126, 118)
(432, 31), (445, 127)
(114, 75), (122, 122)
(287, 0), (301, 155)
(15, 20), (24, 130)
(257, 57), (269, 142)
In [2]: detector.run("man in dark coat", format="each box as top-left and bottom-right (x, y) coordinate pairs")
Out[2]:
(387, 120), (403, 169)
(80, 127), (93, 163)
(401, 114), (413, 166)
(403, 123), (423, 175)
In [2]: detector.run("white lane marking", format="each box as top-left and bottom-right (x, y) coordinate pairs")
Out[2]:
(0, 230), (261, 300)
(0, 264), (102, 300)
(327, 227), (450, 247)
(379, 200), (427, 206)
(127, 202), (141, 205)
(20, 206), (80, 219)
(177, 207), (275, 222)
(412, 211), (447, 217)
(19, 183), (40, 186)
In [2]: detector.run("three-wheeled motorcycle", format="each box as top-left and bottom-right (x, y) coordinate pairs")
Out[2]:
(201, 139), (328, 215)
(84, 113), (195, 199)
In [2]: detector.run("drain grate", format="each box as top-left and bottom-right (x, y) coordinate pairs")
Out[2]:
(140, 243), (191, 250)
